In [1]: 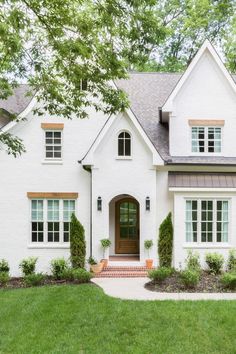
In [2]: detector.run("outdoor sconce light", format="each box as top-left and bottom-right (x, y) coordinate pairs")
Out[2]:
(97, 196), (102, 211)
(146, 197), (150, 211)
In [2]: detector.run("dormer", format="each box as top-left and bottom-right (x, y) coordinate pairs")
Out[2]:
(161, 40), (236, 158)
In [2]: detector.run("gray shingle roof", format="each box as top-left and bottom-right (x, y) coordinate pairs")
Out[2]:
(117, 73), (236, 165)
(2, 74), (236, 165)
(0, 85), (32, 115)
(169, 172), (236, 188)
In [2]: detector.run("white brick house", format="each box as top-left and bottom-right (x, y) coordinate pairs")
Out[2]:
(1, 40), (236, 276)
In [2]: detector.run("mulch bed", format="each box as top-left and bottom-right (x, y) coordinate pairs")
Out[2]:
(145, 271), (235, 293)
(0, 277), (92, 290)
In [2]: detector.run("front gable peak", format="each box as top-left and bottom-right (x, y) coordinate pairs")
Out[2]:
(162, 39), (236, 113)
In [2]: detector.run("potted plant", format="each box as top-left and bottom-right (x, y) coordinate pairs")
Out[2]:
(87, 256), (103, 274)
(100, 238), (111, 268)
(144, 240), (154, 269)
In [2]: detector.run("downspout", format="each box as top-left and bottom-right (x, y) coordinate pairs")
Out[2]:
(78, 161), (93, 257)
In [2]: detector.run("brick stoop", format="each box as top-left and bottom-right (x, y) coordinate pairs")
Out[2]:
(94, 265), (154, 278)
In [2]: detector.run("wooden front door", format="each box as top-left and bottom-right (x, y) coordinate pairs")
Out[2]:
(115, 198), (139, 254)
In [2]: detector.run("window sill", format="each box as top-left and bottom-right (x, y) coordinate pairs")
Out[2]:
(41, 159), (63, 165)
(183, 243), (231, 249)
(116, 156), (132, 160)
(28, 244), (69, 249)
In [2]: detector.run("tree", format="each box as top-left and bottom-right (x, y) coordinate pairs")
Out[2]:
(158, 212), (173, 268)
(0, 0), (167, 156)
(70, 213), (86, 269)
(135, 0), (234, 73)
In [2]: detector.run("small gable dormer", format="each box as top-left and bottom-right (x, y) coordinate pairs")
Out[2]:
(162, 40), (236, 158)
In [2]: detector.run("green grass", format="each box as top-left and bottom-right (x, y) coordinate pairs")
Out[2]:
(0, 284), (236, 354)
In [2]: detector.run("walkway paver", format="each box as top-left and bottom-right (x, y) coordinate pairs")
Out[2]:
(92, 277), (236, 301)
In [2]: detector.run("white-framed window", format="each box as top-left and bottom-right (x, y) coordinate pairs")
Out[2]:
(45, 131), (62, 159)
(185, 199), (229, 243)
(30, 199), (76, 244)
(63, 200), (75, 242)
(191, 127), (221, 153)
(118, 131), (131, 157)
(31, 200), (44, 242)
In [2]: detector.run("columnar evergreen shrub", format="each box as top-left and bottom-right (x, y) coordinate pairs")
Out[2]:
(158, 213), (173, 267)
(70, 213), (86, 268)
(227, 249), (236, 271)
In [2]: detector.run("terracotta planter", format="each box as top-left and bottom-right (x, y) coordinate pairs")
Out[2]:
(90, 262), (103, 274)
(146, 259), (153, 269)
(101, 259), (108, 269)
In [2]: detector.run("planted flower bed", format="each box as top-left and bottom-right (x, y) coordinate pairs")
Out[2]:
(146, 250), (236, 293)
(0, 257), (92, 290)
(145, 270), (235, 293)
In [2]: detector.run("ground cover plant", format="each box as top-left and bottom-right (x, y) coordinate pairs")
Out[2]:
(0, 285), (236, 354)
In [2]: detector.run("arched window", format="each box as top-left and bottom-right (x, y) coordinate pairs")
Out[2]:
(118, 131), (131, 156)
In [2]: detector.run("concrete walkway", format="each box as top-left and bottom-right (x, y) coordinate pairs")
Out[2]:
(92, 277), (236, 301)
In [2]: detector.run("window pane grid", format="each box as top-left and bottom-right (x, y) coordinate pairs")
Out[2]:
(191, 127), (222, 153)
(63, 200), (75, 242)
(186, 199), (229, 244)
(185, 200), (198, 242)
(118, 132), (131, 156)
(201, 200), (213, 242)
(31, 200), (44, 242)
(216, 201), (228, 242)
(45, 131), (62, 159)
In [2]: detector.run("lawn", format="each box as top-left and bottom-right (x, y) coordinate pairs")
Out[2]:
(0, 284), (236, 354)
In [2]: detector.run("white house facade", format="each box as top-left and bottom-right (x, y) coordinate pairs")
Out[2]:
(1, 40), (236, 276)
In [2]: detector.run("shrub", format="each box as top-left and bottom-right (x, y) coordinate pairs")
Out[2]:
(220, 272), (236, 290)
(186, 250), (201, 272)
(181, 269), (199, 288)
(19, 257), (38, 276)
(72, 268), (92, 283)
(51, 258), (68, 280)
(24, 273), (45, 287)
(227, 249), (236, 271)
(62, 268), (92, 282)
(70, 214), (86, 268)
(158, 213), (173, 267)
(0, 272), (10, 287)
(100, 238), (112, 258)
(0, 259), (10, 273)
(148, 267), (173, 282)
(205, 253), (224, 274)
(144, 240), (153, 258)
(87, 256), (97, 265)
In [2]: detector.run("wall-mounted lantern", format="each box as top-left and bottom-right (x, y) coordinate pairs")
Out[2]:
(146, 197), (150, 211)
(97, 196), (102, 211)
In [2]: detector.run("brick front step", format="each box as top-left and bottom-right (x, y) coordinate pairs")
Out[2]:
(94, 271), (148, 278)
(94, 266), (154, 278)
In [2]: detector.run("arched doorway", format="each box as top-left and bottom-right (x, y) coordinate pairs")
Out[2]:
(115, 197), (139, 254)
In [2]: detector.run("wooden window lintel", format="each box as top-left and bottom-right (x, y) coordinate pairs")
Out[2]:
(27, 192), (78, 199)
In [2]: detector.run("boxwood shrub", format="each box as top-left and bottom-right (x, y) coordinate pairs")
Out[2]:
(180, 269), (199, 288)
(24, 273), (45, 287)
(148, 267), (173, 282)
(0, 271), (10, 287)
(205, 253), (224, 274)
(220, 272), (236, 290)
